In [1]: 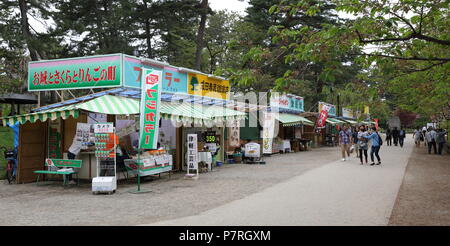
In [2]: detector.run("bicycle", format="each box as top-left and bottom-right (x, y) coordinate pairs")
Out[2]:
(1, 146), (17, 184)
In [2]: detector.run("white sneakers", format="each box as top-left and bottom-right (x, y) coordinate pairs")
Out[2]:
(342, 158), (346, 161)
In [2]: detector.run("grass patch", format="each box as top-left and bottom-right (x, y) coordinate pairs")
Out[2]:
(0, 127), (14, 179)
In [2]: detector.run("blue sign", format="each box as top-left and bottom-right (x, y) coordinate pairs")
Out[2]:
(123, 55), (187, 93)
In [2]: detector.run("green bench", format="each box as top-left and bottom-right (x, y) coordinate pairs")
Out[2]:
(34, 159), (83, 186)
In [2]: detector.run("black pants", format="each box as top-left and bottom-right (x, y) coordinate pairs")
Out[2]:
(393, 137), (398, 146)
(399, 138), (404, 147)
(386, 138), (392, 146)
(359, 149), (368, 163)
(438, 142), (445, 154)
(370, 146), (381, 163)
(428, 141), (437, 154)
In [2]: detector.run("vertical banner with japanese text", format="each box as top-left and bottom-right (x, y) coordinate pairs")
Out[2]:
(139, 69), (162, 149)
(262, 111), (275, 154)
(316, 104), (331, 128)
(187, 134), (198, 171)
(228, 120), (240, 147)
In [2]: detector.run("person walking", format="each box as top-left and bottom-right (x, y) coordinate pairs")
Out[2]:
(422, 127), (427, 147)
(413, 128), (422, 147)
(352, 127), (359, 158)
(339, 124), (352, 161)
(436, 128), (447, 155)
(392, 127), (399, 146)
(386, 128), (392, 146)
(357, 126), (369, 165)
(425, 127), (437, 154)
(398, 128), (406, 147)
(363, 127), (382, 166)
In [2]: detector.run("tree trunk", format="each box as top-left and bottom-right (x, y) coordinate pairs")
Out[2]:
(18, 0), (39, 61)
(143, 0), (153, 58)
(194, 0), (208, 71)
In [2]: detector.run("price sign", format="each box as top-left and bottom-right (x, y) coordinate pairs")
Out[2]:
(94, 123), (114, 133)
(204, 131), (216, 143)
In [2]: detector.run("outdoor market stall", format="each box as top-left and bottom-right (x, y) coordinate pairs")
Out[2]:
(262, 94), (314, 155)
(0, 54), (246, 186)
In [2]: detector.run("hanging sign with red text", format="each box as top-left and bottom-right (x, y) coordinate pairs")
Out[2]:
(316, 104), (331, 128)
(28, 54), (122, 91)
(139, 69), (162, 149)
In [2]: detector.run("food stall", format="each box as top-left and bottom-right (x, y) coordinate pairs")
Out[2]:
(262, 94), (314, 155)
(0, 53), (246, 184)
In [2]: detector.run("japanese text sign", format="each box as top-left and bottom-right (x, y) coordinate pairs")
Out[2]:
(187, 134), (198, 170)
(318, 102), (336, 117)
(28, 54), (122, 91)
(342, 108), (355, 119)
(188, 73), (230, 100)
(316, 104), (331, 128)
(270, 94), (304, 112)
(123, 55), (187, 93)
(139, 69), (162, 149)
(94, 123), (114, 133)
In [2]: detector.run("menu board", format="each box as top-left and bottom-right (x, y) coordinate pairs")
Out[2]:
(76, 123), (94, 150)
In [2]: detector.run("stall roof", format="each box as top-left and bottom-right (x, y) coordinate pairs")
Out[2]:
(341, 119), (358, 125)
(1, 104), (78, 126)
(275, 113), (314, 126)
(1, 94), (246, 126)
(326, 118), (346, 125)
(33, 88), (261, 113)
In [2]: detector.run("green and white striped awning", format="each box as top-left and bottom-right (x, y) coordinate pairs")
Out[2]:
(342, 119), (358, 125)
(76, 95), (140, 115)
(275, 113), (315, 127)
(326, 118), (346, 125)
(1, 94), (246, 127)
(1, 105), (79, 127)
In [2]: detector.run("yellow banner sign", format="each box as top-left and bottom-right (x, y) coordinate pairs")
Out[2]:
(188, 73), (230, 100)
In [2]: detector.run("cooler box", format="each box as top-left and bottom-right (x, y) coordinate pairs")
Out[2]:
(92, 176), (116, 194)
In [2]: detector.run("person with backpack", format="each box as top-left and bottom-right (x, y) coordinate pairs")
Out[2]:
(363, 127), (382, 166)
(398, 128), (406, 147)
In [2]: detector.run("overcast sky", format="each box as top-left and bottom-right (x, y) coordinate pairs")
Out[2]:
(209, 0), (249, 15)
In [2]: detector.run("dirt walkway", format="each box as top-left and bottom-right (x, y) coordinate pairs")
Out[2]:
(0, 146), (338, 226)
(388, 145), (450, 226)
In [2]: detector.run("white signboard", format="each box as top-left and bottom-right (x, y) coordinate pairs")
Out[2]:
(228, 119), (240, 147)
(262, 112), (275, 154)
(342, 108), (354, 119)
(187, 134), (198, 171)
(94, 123), (114, 133)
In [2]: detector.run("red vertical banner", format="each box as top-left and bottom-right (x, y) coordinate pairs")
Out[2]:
(374, 119), (379, 131)
(316, 104), (331, 128)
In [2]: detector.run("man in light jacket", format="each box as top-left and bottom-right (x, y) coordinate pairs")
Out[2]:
(425, 127), (437, 154)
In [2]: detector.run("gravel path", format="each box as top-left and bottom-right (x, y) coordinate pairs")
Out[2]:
(388, 143), (450, 226)
(0, 146), (339, 226)
(147, 135), (414, 226)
